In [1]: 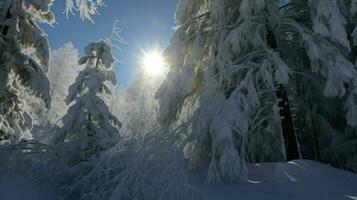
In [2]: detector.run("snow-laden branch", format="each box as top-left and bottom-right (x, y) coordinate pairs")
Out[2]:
(64, 0), (106, 22)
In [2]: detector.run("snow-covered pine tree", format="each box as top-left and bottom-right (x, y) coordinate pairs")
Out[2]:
(48, 42), (80, 123)
(52, 40), (122, 161)
(0, 0), (53, 143)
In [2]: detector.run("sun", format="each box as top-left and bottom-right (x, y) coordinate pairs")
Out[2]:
(142, 51), (166, 75)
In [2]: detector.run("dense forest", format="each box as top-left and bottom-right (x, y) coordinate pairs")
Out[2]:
(0, 0), (356, 199)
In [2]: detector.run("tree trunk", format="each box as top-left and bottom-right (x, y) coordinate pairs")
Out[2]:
(1, 6), (12, 36)
(275, 84), (300, 161)
(265, 11), (300, 161)
(310, 114), (320, 161)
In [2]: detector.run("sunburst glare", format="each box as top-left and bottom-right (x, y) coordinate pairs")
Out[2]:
(142, 51), (166, 75)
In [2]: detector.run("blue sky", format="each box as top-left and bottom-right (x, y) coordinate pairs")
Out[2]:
(42, 0), (178, 85)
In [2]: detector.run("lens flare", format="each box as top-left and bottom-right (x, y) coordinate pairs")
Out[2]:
(142, 51), (166, 75)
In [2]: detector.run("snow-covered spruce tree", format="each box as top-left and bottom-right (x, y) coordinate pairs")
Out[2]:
(157, 0), (357, 183)
(48, 42), (80, 123)
(285, 0), (357, 172)
(44, 40), (122, 200)
(0, 0), (53, 143)
(52, 40), (122, 161)
(157, 0), (289, 184)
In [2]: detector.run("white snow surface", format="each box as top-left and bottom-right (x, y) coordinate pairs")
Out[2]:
(0, 160), (356, 200)
(192, 160), (357, 200)
(0, 172), (58, 200)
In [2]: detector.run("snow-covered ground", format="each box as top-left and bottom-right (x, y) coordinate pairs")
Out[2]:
(0, 160), (356, 200)
(192, 160), (357, 200)
(0, 172), (58, 200)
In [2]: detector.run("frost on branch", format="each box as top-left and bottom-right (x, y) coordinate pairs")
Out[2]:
(0, 114), (13, 143)
(0, 0), (53, 94)
(0, 0), (52, 143)
(106, 128), (205, 200)
(0, 0), (55, 71)
(65, 0), (105, 22)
